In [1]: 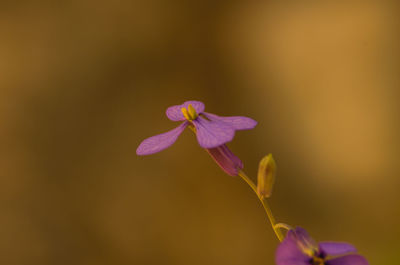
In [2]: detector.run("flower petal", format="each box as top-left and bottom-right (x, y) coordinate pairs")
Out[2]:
(136, 122), (188, 155)
(203, 112), (257, 130)
(326, 255), (369, 265)
(166, 105), (185, 121)
(206, 144), (243, 176)
(166, 100), (205, 121)
(319, 242), (357, 256)
(193, 117), (235, 148)
(276, 230), (310, 265)
(293, 227), (319, 252)
(182, 100), (205, 113)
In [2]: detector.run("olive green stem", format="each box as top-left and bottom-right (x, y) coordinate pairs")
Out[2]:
(237, 170), (284, 242)
(274, 223), (293, 231)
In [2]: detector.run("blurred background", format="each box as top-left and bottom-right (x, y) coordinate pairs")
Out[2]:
(1, 1), (399, 264)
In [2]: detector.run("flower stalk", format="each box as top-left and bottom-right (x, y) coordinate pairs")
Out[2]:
(238, 169), (284, 242)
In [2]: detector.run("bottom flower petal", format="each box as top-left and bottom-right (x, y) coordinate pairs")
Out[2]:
(206, 145), (243, 176)
(275, 229), (311, 265)
(326, 254), (369, 265)
(293, 227), (318, 252)
(319, 242), (357, 256)
(136, 122), (188, 155)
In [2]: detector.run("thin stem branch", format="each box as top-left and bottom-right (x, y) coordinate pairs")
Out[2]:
(274, 223), (293, 231)
(237, 170), (284, 242)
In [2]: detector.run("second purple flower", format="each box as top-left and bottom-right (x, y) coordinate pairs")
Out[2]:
(276, 227), (369, 265)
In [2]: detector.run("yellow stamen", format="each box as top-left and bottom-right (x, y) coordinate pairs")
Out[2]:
(187, 104), (198, 120)
(312, 256), (325, 265)
(181, 104), (198, 121)
(181, 107), (190, 120)
(299, 245), (315, 257)
(296, 236), (319, 257)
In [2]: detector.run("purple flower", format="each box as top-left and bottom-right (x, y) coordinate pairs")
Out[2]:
(136, 100), (257, 175)
(276, 227), (369, 265)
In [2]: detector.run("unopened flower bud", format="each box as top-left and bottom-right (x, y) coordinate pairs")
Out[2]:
(257, 154), (276, 198)
(206, 144), (243, 176)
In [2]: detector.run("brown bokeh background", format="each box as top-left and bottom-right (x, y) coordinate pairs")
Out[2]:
(1, 1), (399, 264)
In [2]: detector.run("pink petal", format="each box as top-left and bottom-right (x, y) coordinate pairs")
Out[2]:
(293, 227), (318, 251)
(204, 112), (257, 130)
(193, 117), (235, 148)
(326, 255), (369, 265)
(319, 242), (357, 256)
(275, 229), (310, 265)
(136, 122), (188, 155)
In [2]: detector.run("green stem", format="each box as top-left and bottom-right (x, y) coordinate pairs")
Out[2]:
(274, 223), (293, 231)
(237, 170), (284, 242)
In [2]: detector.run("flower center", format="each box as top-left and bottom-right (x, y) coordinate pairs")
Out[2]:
(296, 236), (318, 257)
(311, 256), (325, 265)
(181, 104), (198, 121)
